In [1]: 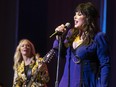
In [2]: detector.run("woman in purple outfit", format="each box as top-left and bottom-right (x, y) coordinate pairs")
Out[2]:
(53, 2), (110, 87)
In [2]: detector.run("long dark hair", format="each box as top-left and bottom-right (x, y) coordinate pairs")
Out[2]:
(65, 2), (100, 47)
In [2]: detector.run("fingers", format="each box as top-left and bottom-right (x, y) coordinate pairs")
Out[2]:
(38, 58), (44, 63)
(55, 24), (66, 32)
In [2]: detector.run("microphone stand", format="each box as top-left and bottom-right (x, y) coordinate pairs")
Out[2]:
(55, 35), (62, 87)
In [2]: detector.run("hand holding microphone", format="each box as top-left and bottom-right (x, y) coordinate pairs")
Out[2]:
(49, 22), (70, 38)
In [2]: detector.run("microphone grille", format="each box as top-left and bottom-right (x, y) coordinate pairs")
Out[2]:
(65, 22), (71, 28)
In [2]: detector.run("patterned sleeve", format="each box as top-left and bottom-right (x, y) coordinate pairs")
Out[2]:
(13, 70), (18, 86)
(35, 58), (50, 83)
(40, 63), (50, 83)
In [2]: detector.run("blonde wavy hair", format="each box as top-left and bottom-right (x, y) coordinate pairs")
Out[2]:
(13, 39), (36, 70)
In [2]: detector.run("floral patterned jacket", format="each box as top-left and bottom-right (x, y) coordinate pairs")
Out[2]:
(13, 58), (49, 87)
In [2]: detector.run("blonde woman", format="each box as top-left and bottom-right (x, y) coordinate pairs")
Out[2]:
(13, 39), (49, 87)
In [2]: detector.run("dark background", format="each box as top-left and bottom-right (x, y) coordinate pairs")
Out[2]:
(0, 0), (115, 87)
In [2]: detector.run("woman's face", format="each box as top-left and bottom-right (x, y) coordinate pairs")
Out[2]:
(74, 11), (86, 29)
(20, 41), (31, 57)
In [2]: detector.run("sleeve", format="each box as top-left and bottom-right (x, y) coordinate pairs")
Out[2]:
(52, 29), (72, 58)
(53, 29), (72, 49)
(13, 70), (18, 86)
(95, 32), (110, 87)
(37, 63), (50, 83)
(53, 39), (59, 49)
(41, 63), (50, 83)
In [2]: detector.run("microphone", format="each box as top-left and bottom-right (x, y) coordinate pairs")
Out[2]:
(49, 22), (71, 38)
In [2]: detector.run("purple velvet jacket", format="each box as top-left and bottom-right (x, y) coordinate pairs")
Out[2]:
(53, 29), (110, 87)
